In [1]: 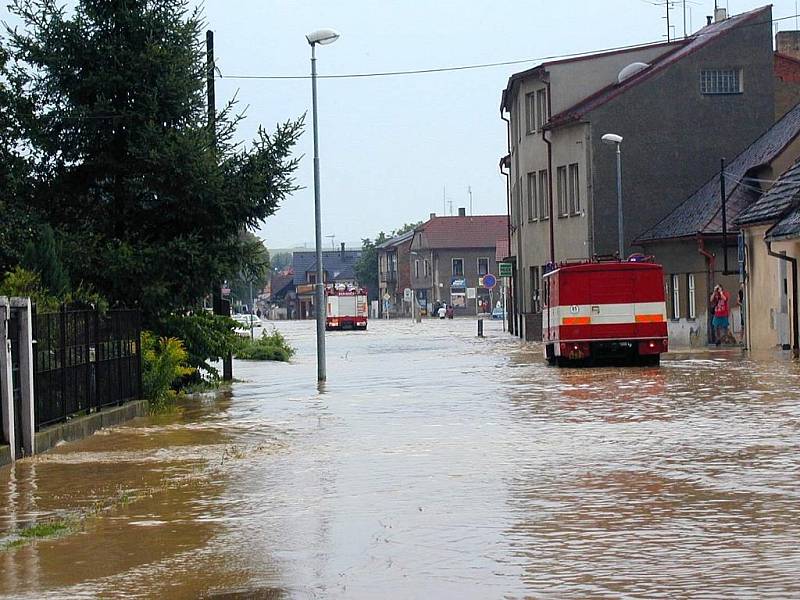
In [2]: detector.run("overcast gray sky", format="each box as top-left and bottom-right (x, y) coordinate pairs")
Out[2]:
(6, 1), (800, 249)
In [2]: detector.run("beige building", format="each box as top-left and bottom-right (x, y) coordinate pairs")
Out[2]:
(738, 160), (800, 354)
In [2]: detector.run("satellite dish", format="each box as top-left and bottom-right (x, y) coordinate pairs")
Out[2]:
(617, 62), (650, 84)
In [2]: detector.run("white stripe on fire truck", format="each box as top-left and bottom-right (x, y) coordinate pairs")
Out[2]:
(546, 302), (666, 326)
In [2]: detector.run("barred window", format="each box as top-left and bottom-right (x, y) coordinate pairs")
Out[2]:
(701, 69), (742, 94)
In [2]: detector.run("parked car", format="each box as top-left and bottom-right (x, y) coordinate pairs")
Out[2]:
(232, 313), (261, 336)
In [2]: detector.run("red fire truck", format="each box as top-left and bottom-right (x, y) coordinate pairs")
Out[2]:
(325, 285), (368, 331)
(542, 258), (668, 366)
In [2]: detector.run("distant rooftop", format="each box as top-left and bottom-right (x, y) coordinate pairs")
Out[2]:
(414, 215), (508, 250)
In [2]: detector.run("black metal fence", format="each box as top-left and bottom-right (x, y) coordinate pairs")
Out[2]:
(33, 307), (142, 429)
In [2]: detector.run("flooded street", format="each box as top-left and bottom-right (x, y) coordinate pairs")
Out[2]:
(2, 318), (800, 598)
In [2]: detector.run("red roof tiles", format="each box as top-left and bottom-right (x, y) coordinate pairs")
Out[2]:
(417, 216), (508, 249)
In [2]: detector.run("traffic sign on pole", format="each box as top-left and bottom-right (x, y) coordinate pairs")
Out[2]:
(483, 273), (497, 289)
(498, 262), (513, 278)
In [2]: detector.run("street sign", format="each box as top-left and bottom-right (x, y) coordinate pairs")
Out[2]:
(483, 273), (497, 290)
(403, 288), (412, 301)
(498, 262), (513, 278)
(383, 293), (391, 301)
(221, 286), (231, 297)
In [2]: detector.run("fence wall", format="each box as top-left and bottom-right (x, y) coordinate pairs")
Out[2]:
(33, 308), (142, 429)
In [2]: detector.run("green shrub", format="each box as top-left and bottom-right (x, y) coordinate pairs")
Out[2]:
(158, 311), (244, 381)
(236, 328), (295, 362)
(141, 332), (195, 412)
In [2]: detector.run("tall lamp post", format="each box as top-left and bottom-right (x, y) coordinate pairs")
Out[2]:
(601, 133), (624, 259)
(306, 28), (340, 382)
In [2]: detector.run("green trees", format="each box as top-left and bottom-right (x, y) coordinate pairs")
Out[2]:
(5, 0), (301, 324)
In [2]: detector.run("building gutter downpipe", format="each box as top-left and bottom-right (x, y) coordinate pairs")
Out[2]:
(543, 80), (555, 265)
(766, 239), (799, 356)
(697, 235), (715, 344)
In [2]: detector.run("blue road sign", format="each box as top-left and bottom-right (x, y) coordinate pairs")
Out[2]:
(483, 273), (497, 289)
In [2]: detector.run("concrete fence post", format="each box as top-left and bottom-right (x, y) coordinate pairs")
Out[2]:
(11, 298), (36, 456)
(0, 297), (16, 460)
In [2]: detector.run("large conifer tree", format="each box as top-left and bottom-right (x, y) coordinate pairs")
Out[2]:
(7, 0), (302, 322)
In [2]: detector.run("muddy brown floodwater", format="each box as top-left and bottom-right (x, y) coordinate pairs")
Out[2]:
(1, 318), (800, 598)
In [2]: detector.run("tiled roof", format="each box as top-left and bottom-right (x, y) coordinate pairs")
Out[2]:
(767, 206), (800, 240)
(268, 273), (295, 299)
(738, 160), (800, 226)
(376, 229), (414, 250)
(416, 215), (508, 249)
(636, 101), (800, 242)
(547, 6), (771, 129)
(291, 249), (361, 284)
(500, 40), (681, 112)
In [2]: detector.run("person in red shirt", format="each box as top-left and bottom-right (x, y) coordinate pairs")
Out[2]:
(710, 284), (731, 346)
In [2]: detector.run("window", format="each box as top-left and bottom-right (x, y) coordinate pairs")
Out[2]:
(308, 273), (317, 284)
(536, 88), (548, 130)
(388, 252), (397, 272)
(568, 163), (581, 215)
(687, 273), (696, 319)
(525, 92), (536, 133)
(671, 274), (681, 319)
(452, 258), (464, 277)
(414, 260), (420, 278)
(556, 166), (568, 217)
(527, 172), (537, 221)
(538, 169), (549, 219)
(478, 257), (489, 276)
(424, 259), (431, 277)
(530, 266), (541, 313)
(701, 69), (742, 94)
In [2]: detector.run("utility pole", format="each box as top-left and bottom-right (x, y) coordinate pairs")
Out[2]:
(442, 186), (446, 216)
(683, 0), (687, 38)
(666, 1), (671, 42)
(468, 186), (473, 215)
(207, 30), (233, 381)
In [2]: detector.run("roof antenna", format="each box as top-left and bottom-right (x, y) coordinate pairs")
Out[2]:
(325, 234), (336, 249)
(468, 185), (473, 215)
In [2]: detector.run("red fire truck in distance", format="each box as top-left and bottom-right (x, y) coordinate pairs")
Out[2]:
(542, 258), (668, 366)
(325, 284), (368, 331)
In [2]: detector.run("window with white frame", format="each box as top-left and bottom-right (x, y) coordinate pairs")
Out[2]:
(530, 265), (540, 313)
(671, 274), (681, 319)
(700, 69), (742, 94)
(538, 169), (549, 219)
(527, 172), (537, 221)
(414, 260), (420, 278)
(452, 258), (464, 277)
(687, 273), (696, 319)
(424, 259), (430, 277)
(568, 163), (580, 214)
(536, 89), (548, 130)
(525, 92), (536, 133)
(557, 166), (568, 216)
(478, 257), (489, 276)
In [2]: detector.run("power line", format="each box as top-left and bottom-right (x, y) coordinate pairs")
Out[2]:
(217, 13), (800, 82)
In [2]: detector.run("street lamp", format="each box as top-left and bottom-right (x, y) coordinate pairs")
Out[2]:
(602, 133), (624, 259)
(307, 27), (340, 382)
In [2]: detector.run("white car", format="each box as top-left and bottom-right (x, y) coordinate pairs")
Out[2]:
(233, 314), (261, 335)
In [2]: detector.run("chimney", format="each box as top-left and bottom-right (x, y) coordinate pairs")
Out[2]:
(714, 8), (727, 23)
(458, 207), (466, 217)
(429, 212), (436, 220)
(340, 242), (345, 258)
(706, 15), (713, 26)
(777, 31), (800, 61)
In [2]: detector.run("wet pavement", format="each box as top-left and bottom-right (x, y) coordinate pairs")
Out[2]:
(1, 318), (800, 598)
